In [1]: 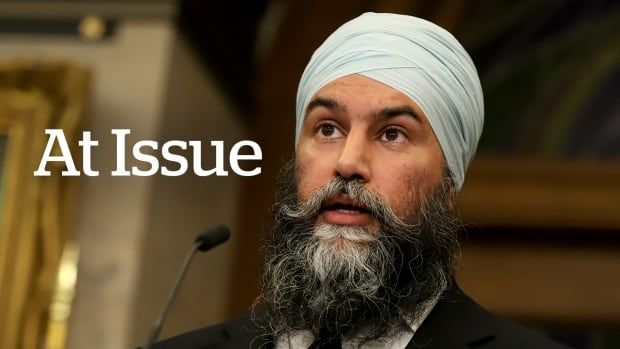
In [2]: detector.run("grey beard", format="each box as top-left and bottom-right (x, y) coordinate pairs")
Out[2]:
(255, 159), (460, 343)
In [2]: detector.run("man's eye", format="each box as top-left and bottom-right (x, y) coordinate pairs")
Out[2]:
(317, 123), (342, 138)
(381, 127), (406, 142)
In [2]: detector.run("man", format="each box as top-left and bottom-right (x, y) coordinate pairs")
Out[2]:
(154, 12), (566, 349)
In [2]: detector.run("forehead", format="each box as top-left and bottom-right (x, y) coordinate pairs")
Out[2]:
(314, 74), (412, 103)
(305, 74), (430, 124)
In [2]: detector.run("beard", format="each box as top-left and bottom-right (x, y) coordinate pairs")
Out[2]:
(255, 159), (460, 344)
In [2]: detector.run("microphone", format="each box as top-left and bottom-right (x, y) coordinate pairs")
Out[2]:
(195, 225), (230, 251)
(142, 225), (231, 349)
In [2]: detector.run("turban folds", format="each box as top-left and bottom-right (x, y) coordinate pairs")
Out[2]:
(295, 12), (484, 191)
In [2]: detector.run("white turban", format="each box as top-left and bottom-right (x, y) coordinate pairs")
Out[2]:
(295, 12), (484, 191)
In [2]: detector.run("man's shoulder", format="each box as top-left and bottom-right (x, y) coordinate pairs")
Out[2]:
(483, 312), (567, 349)
(152, 312), (267, 349)
(414, 285), (569, 349)
(470, 300), (567, 349)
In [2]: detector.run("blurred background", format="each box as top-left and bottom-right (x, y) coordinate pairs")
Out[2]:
(0, 0), (618, 348)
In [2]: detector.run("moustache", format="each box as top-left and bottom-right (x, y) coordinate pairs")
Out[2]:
(281, 177), (418, 236)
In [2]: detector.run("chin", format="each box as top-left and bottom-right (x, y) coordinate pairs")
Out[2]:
(313, 224), (376, 255)
(326, 233), (372, 252)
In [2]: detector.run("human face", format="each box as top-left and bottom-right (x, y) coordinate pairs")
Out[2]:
(296, 74), (444, 228)
(259, 76), (457, 340)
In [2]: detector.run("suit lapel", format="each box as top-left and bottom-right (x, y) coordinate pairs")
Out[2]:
(406, 282), (496, 349)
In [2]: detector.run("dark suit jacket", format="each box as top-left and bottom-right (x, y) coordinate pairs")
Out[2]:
(153, 284), (568, 348)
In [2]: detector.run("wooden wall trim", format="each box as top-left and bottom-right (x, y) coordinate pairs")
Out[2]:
(458, 157), (620, 229)
(457, 242), (620, 327)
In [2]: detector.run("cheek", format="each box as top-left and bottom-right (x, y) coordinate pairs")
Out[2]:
(295, 162), (312, 202)
(374, 162), (440, 217)
(295, 150), (334, 202)
(374, 170), (413, 215)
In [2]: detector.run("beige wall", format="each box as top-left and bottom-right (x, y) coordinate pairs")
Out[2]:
(129, 33), (245, 346)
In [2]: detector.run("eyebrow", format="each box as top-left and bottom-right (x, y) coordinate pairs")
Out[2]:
(306, 96), (421, 123)
(373, 106), (421, 123)
(305, 97), (342, 117)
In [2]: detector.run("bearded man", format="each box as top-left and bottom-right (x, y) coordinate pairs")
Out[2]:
(154, 12), (566, 349)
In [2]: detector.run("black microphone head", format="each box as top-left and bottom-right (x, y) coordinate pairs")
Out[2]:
(195, 225), (230, 252)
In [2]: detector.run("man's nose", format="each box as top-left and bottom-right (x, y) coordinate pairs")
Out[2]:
(334, 130), (371, 181)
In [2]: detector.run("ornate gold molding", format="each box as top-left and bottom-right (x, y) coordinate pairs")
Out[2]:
(0, 60), (89, 349)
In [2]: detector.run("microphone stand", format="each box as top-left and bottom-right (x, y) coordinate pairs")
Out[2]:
(143, 240), (201, 349)
(141, 225), (230, 349)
